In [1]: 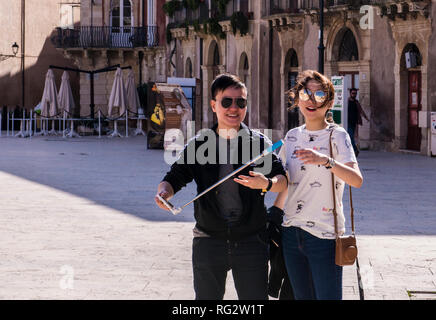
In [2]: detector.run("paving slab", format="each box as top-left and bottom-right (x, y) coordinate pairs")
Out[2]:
(0, 134), (435, 300)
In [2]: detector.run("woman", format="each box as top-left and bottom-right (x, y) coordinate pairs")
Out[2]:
(274, 70), (363, 300)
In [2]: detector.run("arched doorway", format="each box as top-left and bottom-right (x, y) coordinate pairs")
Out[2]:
(110, 0), (133, 46)
(284, 49), (299, 130)
(206, 40), (221, 126)
(239, 52), (250, 125)
(332, 27), (360, 130)
(401, 43), (422, 151)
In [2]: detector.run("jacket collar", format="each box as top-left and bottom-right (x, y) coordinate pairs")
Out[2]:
(210, 122), (251, 139)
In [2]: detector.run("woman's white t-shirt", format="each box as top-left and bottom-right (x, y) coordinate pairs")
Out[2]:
(278, 124), (357, 239)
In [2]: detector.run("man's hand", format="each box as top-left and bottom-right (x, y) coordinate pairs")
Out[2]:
(234, 171), (269, 190)
(155, 182), (175, 211)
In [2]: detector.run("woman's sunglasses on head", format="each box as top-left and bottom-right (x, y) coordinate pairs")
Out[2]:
(219, 97), (248, 109)
(298, 88), (328, 104)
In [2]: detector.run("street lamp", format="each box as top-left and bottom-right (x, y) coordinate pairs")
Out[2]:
(318, 0), (325, 74)
(0, 42), (19, 61)
(12, 42), (19, 56)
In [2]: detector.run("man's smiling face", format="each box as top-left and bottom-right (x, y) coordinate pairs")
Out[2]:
(211, 86), (248, 132)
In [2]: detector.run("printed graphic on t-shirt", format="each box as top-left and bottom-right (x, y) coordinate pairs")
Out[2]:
(306, 221), (315, 228)
(309, 134), (317, 142)
(279, 125), (357, 239)
(309, 181), (322, 188)
(296, 200), (305, 214)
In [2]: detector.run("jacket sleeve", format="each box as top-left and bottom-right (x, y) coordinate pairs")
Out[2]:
(262, 136), (287, 181)
(161, 143), (194, 194)
(267, 152), (287, 181)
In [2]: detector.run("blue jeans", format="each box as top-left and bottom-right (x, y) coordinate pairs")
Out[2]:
(347, 125), (358, 155)
(192, 234), (269, 300)
(281, 226), (343, 300)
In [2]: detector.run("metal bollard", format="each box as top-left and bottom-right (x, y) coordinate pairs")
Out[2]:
(98, 109), (101, 138)
(125, 110), (128, 137)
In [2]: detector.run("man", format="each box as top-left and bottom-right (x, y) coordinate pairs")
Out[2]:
(347, 88), (369, 157)
(155, 74), (287, 300)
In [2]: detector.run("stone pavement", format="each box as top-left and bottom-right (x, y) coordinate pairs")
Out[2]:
(0, 134), (435, 300)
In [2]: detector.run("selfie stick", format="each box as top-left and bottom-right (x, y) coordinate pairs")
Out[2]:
(157, 139), (284, 215)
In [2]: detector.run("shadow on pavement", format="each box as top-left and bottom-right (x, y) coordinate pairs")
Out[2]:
(1, 137), (435, 234)
(0, 136), (196, 223)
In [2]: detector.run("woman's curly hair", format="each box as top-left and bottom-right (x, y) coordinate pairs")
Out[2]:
(287, 70), (335, 110)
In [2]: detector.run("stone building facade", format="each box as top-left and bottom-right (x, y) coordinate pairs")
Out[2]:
(0, 0), (81, 119)
(52, 0), (167, 118)
(168, 0), (435, 156)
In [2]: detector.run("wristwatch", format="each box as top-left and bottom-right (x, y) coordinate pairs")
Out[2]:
(261, 178), (273, 195)
(324, 157), (336, 169)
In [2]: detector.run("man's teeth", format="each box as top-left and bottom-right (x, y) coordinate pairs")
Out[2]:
(227, 114), (238, 117)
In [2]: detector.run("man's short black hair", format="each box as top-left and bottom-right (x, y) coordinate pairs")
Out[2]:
(349, 88), (359, 93)
(211, 73), (247, 100)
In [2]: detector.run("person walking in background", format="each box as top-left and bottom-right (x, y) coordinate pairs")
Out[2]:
(155, 74), (287, 300)
(347, 88), (369, 157)
(273, 70), (363, 300)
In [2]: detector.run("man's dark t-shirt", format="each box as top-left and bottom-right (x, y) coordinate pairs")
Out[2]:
(348, 99), (359, 128)
(216, 136), (243, 225)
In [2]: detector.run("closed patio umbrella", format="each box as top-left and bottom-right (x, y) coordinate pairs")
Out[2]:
(125, 69), (145, 136)
(38, 69), (59, 136)
(58, 71), (79, 138)
(107, 67), (127, 137)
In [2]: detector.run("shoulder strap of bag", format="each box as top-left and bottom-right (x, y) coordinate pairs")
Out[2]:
(328, 129), (355, 238)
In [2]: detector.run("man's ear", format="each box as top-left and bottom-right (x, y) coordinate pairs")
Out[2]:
(210, 99), (216, 113)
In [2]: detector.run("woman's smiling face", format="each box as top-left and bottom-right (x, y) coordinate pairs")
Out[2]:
(298, 80), (330, 122)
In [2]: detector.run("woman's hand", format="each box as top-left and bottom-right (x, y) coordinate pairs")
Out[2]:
(234, 171), (269, 190)
(295, 148), (329, 166)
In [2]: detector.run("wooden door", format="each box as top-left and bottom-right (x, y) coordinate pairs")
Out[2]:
(407, 71), (422, 151)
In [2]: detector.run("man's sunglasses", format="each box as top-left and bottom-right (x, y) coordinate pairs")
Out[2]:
(219, 97), (248, 109)
(299, 88), (328, 104)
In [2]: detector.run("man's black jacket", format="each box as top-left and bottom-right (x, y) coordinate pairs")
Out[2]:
(162, 123), (286, 240)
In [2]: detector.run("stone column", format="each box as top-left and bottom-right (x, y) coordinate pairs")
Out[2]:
(201, 65), (214, 128)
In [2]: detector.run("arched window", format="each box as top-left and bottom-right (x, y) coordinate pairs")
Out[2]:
(212, 42), (220, 79)
(213, 44), (220, 66)
(403, 43), (422, 68)
(338, 29), (359, 61)
(185, 58), (193, 78)
(289, 50), (298, 68)
(239, 52), (250, 125)
(284, 49), (299, 130)
(239, 52), (249, 83)
(111, 0), (132, 32)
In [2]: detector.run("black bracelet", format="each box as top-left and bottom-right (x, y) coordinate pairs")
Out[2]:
(266, 177), (273, 192)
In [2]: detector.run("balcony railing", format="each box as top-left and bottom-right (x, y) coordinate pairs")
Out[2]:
(51, 26), (159, 49)
(171, 0), (252, 25)
(269, 0), (394, 15)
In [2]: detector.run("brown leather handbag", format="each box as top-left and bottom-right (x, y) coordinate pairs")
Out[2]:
(328, 130), (358, 266)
